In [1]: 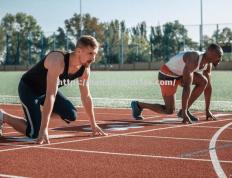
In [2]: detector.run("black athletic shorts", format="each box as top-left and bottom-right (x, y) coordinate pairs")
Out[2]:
(18, 80), (77, 138)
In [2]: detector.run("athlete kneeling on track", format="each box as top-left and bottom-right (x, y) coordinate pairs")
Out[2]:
(131, 44), (223, 124)
(0, 35), (107, 144)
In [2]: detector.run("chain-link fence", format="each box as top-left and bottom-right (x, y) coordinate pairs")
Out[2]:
(1, 23), (232, 66)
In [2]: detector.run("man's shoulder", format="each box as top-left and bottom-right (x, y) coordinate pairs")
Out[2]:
(183, 51), (200, 61)
(46, 51), (65, 63)
(47, 50), (65, 58)
(183, 51), (200, 71)
(184, 50), (200, 57)
(45, 51), (65, 73)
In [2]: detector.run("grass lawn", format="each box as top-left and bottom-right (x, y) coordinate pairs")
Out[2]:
(0, 70), (231, 111)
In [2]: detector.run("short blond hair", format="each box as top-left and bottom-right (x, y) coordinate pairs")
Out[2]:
(76, 35), (99, 49)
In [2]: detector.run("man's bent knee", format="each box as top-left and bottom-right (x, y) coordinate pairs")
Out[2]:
(62, 109), (77, 122)
(200, 76), (208, 88)
(195, 74), (208, 89)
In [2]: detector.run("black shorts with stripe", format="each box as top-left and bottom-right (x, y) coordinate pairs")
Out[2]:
(18, 80), (77, 138)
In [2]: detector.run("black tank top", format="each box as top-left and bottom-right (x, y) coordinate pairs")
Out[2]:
(21, 51), (85, 95)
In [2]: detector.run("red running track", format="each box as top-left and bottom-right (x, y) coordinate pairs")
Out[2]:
(0, 104), (232, 178)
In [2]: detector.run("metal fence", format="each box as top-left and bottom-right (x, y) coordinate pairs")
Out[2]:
(1, 23), (232, 66)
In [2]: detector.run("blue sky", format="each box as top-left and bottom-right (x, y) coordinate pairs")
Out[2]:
(1, 0), (232, 41)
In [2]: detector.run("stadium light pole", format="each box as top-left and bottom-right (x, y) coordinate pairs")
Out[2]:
(80, 0), (83, 36)
(28, 32), (32, 65)
(121, 28), (124, 65)
(136, 44), (139, 61)
(52, 32), (56, 50)
(15, 23), (20, 65)
(5, 34), (9, 64)
(200, 0), (203, 51)
(40, 32), (44, 60)
(231, 39), (232, 60)
(66, 32), (69, 51)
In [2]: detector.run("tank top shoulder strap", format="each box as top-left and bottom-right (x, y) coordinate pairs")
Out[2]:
(49, 50), (69, 75)
(63, 53), (70, 74)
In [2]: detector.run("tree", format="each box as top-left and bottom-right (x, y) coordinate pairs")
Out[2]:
(162, 20), (189, 60)
(64, 13), (105, 62)
(150, 20), (197, 61)
(212, 27), (232, 44)
(127, 21), (150, 63)
(0, 27), (4, 63)
(102, 20), (121, 64)
(150, 25), (163, 60)
(64, 13), (105, 42)
(51, 27), (75, 51)
(203, 35), (214, 49)
(211, 27), (232, 56)
(0, 13), (43, 65)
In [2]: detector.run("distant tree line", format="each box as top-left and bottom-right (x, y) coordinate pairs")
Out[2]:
(0, 12), (232, 65)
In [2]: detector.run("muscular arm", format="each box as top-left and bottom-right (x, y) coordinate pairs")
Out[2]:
(203, 63), (216, 120)
(37, 52), (64, 144)
(78, 68), (95, 127)
(203, 63), (212, 111)
(182, 52), (199, 118)
(182, 67), (193, 112)
(78, 67), (107, 136)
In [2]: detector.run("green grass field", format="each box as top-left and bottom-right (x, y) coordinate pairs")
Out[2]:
(0, 70), (232, 111)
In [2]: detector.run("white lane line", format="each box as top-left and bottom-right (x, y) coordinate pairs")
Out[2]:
(2, 126), (13, 129)
(209, 121), (232, 178)
(0, 117), (232, 153)
(0, 118), (172, 136)
(123, 118), (232, 136)
(5, 133), (79, 142)
(126, 135), (232, 143)
(190, 125), (232, 130)
(3, 115), (231, 136)
(33, 146), (232, 164)
(0, 143), (27, 147)
(3, 131), (24, 135)
(0, 173), (29, 178)
(214, 113), (232, 117)
(2, 121), (94, 135)
(3, 131), (232, 150)
(0, 108), (135, 117)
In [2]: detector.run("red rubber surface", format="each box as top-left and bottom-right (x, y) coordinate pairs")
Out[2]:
(0, 104), (232, 178)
